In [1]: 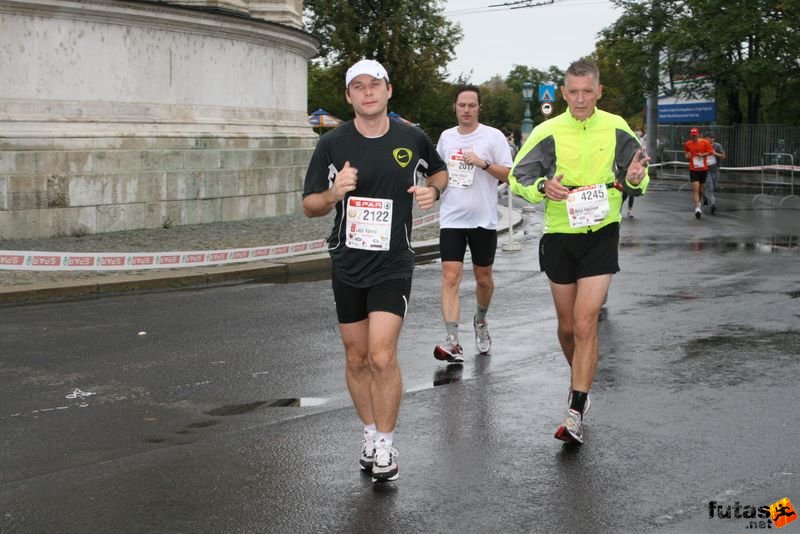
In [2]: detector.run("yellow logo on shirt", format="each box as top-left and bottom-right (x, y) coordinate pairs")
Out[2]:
(393, 148), (412, 168)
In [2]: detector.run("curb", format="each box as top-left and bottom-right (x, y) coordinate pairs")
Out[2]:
(0, 242), (442, 305)
(0, 208), (525, 305)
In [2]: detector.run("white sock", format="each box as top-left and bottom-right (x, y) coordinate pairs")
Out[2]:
(445, 321), (458, 340)
(364, 424), (376, 436)
(375, 431), (393, 447)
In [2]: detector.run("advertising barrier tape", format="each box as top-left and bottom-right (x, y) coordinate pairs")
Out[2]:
(651, 162), (800, 173)
(0, 213), (439, 271)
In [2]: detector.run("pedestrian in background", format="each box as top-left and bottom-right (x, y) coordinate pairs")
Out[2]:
(683, 127), (713, 219)
(433, 85), (512, 362)
(503, 128), (519, 159)
(704, 132), (726, 214)
(513, 128), (522, 152)
(302, 59), (448, 482)
(509, 57), (649, 444)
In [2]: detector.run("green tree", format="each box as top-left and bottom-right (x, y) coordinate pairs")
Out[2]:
(664, 0), (800, 124)
(593, 45), (646, 128)
(307, 62), (350, 121)
(478, 76), (523, 134)
(504, 65), (564, 128)
(304, 0), (463, 125)
(600, 0), (800, 125)
(600, 1), (673, 94)
(413, 76), (457, 142)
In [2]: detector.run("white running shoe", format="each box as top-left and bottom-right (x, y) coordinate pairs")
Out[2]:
(371, 439), (399, 482)
(555, 408), (584, 444)
(434, 334), (464, 363)
(359, 430), (375, 472)
(473, 315), (491, 354)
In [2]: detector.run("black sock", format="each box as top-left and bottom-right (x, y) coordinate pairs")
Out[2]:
(570, 390), (588, 415)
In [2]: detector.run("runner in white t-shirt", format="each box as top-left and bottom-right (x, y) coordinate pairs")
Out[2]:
(433, 85), (513, 362)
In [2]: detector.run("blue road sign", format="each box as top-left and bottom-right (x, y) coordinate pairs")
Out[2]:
(539, 83), (556, 102)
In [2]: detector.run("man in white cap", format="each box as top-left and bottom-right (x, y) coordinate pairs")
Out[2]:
(303, 59), (448, 482)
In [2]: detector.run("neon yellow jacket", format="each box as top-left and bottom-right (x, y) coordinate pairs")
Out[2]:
(508, 108), (649, 234)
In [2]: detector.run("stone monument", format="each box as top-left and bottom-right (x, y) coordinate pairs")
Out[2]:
(0, 0), (318, 239)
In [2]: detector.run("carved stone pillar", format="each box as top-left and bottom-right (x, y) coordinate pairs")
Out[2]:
(165, 0), (303, 28)
(249, 0), (303, 28)
(166, 0), (250, 15)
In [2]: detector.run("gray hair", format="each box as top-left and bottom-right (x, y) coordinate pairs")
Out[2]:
(566, 58), (600, 83)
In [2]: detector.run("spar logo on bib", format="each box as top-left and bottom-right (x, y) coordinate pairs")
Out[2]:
(393, 148), (412, 168)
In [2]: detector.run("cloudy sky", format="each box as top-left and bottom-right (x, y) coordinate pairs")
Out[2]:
(442, 0), (622, 84)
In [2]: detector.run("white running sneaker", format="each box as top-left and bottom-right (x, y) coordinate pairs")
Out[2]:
(434, 334), (464, 363)
(554, 408), (584, 444)
(371, 439), (399, 482)
(359, 430), (375, 472)
(473, 315), (491, 354)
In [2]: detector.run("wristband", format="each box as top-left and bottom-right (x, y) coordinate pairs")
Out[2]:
(482, 160), (491, 170)
(429, 183), (442, 201)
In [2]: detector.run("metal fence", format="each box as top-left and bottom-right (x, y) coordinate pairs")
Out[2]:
(654, 124), (800, 168)
(649, 124), (800, 207)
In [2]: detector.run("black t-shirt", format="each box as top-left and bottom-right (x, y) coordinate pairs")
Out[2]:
(303, 120), (446, 287)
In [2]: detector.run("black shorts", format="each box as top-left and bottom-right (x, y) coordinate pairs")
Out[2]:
(331, 274), (412, 324)
(689, 170), (707, 183)
(538, 223), (620, 284)
(439, 227), (497, 267)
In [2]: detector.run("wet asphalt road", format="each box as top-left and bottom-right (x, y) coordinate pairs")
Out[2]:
(1, 190), (798, 533)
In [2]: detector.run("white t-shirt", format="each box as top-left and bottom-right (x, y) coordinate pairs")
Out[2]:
(436, 124), (513, 229)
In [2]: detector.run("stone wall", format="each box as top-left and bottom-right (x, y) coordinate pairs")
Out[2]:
(0, 0), (318, 240)
(0, 136), (316, 239)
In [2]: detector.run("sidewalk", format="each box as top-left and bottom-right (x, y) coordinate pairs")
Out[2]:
(0, 203), (524, 304)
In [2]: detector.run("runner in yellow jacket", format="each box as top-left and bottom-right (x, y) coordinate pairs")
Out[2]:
(508, 58), (650, 444)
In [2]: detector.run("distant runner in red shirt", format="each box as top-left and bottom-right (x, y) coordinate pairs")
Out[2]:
(683, 127), (713, 219)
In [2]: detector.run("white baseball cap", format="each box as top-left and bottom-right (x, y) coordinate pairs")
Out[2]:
(345, 59), (389, 87)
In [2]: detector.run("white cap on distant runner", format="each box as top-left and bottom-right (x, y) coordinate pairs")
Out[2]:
(345, 59), (389, 87)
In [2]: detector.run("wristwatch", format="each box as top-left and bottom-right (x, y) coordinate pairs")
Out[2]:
(482, 160), (491, 170)
(537, 179), (547, 194)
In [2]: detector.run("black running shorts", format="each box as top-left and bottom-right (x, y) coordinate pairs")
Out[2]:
(331, 274), (412, 324)
(689, 170), (707, 183)
(538, 223), (620, 284)
(439, 227), (497, 267)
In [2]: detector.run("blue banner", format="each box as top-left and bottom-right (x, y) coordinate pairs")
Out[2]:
(658, 102), (717, 123)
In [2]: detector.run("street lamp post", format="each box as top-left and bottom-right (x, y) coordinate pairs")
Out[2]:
(518, 81), (537, 216)
(501, 81), (536, 253)
(521, 82), (534, 138)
